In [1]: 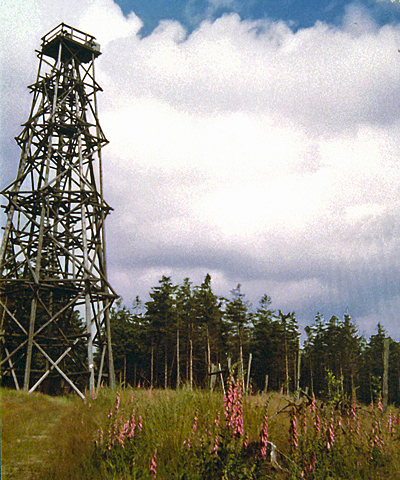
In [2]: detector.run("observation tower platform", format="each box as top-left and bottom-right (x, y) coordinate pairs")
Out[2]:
(41, 23), (101, 63)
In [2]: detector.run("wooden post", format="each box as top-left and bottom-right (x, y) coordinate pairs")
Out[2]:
(176, 327), (180, 388)
(219, 362), (225, 396)
(164, 346), (168, 389)
(351, 373), (356, 404)
(382, 337), (389, 411)
(134, 363), (137, 388)
(206, 326), (211, 389)
(309, 356), (314, 397)
(123, 354), (127, 388)
(150, 340), (154, 388)
(296, 344), (301, 391)
(264, 374), (269, 395)
(210, 363), (217, 391)
(189, 337), (193, 391)
(246, 353), (252, 394)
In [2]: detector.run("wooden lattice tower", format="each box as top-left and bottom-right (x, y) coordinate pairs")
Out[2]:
(0, 24), (117, 398)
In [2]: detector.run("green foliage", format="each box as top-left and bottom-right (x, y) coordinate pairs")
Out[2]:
(326, 369), (344, 403)
(358, 324), (400, 406)
(109, 297), (148, 387)
(251, 302), (299, 393)
(302, 313), (364, 400)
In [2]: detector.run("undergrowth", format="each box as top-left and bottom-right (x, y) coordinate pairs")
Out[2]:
(2, 383), (400, 480)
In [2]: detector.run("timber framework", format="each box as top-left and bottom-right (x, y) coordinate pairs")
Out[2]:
(0, 24), (117, 398)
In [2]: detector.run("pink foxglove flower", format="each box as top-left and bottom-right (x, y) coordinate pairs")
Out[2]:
(261, 413), (268, 458)
(213, 435), (219, 456)
(150, 449), (157, 478)
(290, 407), (298, 450)
(138, 415), (143, 431)
(326, 421), (335, 450)
(115, 392), (121, 413)
(214, 413), (220, 427)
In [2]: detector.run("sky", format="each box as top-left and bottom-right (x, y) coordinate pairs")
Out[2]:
(1, 0), (400, 339)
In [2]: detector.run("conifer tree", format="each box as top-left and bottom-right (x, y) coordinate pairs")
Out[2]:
(145, 276), (177, 388)
(225, 284), (251, 386)
(193, 274), (225, 388)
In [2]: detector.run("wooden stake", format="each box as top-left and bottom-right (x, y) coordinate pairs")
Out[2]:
(383, 337), (389, 411)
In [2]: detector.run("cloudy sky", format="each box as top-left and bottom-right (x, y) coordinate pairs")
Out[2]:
(1, 0), (400, 339)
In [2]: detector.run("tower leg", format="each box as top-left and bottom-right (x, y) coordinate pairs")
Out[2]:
(105, 306), (115, 389)
(24, 297), (38, 391)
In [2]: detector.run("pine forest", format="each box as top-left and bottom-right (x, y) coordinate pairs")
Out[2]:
(106, 274), (400, 406)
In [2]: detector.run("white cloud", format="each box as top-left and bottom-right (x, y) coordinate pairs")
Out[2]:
(1, 0), (400, 337)
(78, 1), (142, 46)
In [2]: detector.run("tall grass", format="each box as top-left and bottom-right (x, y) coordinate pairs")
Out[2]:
(2, 385), (400, 479)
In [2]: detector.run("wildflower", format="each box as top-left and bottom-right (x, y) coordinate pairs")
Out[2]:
(311, 395), (316, 413)
(326, 420), (335, 450)
(110, 416), (121, 446)
(302, 407), (308, 434)
(150, 449), (157, 478)
(377, 397), (383, 413)
(95, 427), (104, 448)
(371, 420), (384, 451)
(213, 435), (219, 456)
(261, 413), (268, 459)
(214, 412), (220, 427)
(107, 425), (113, 448)
(314, 413), (321, 435)
(351, 400), (357, 422)
(192, 413), (198, 434)
(310, 452), (317, 472)
(118, 420), (130, 448)
(234, 402), (244, 438)
(290, 407), (298, 451)
(386, 412), (392, 433)
(128, 411), (136, 438)
(302, 452), (317, 478)
(224, 377), (244, 438)
(115, 391), (121, 413)
(138, 415), (143, 431)
(337, 413), (342, 428)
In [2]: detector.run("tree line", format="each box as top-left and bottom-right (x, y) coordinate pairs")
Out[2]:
(108, 274), (400, 405)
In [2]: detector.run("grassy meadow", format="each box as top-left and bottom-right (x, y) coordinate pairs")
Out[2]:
(1, 383), (400, 479)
